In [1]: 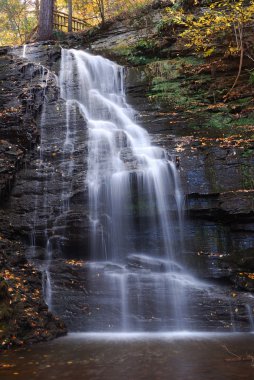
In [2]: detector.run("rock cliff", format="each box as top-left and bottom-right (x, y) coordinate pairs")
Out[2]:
(0, 0), (254, 344)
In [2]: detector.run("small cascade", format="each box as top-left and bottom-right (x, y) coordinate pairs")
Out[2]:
(30, 66), (55, 307)
(245, 303), (254, 331)
(22, 44), (27, 58)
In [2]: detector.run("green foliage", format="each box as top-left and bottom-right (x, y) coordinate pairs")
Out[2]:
(232, 97), (252, 105)
(110, 39), (159, 65)
(128, 55), (153, 65)
(134, 39), (156, 52)
(206, 113), (232, 129)
(234, 114), (254, 126)
(249, 71), (254, 85)
(241, 149), (253, 158)
(156, 18), (170, 33)
(146, 57), (208, 107)
(240, 162), (254, 189)
(149, 78), (190, 106)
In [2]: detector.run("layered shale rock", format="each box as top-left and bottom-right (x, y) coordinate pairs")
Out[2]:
(0, 47), (67, 348)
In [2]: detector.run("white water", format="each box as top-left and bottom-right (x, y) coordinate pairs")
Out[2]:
(22, 44), (27, 58)
(60, 49), (183, 260)
(59, 48), (189, 330)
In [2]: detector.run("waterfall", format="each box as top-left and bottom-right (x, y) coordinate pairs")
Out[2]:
(11, 44), (254, 332)
(59, 49), (189, 331)
(60, 49), (184, 260)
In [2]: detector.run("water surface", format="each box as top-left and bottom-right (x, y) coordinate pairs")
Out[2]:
(1, 333), (254, 380)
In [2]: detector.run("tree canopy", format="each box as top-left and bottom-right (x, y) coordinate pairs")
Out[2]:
(0, 0), (37, 45)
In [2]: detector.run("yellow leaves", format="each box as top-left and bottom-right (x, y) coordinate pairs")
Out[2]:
(65, 259), (85, 267)
(56, 0), (152, 26)
(239, 272), (254, 280)
(0, 364), (16, 369)
(228, 46), (240, 55)
(204, 47), (215, 57)
(3, 270), (15, 281)
(176, 0), (254, 57)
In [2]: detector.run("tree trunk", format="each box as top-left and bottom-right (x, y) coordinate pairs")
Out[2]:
(224, 24), (244, 101)
(98, 0), (105, 24)
(23, 0), (28, 42)
(68, 0), (72, 32)
(37, 0), (54, 41)
(35, 0), (40, 20)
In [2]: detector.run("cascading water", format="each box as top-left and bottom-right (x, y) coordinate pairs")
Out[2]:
(59, 48), (191, 331)
(13, 44), (254, 333)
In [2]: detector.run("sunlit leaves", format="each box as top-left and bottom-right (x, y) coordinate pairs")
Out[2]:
(0, 0), (37, 46)
(166, 1), (254, 56)
(55, 0), (152, 26)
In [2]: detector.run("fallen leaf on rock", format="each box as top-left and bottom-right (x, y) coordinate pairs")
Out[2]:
(0, 364), (16, 369)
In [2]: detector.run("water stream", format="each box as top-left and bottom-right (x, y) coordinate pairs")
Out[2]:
(2, 333), (254, 380)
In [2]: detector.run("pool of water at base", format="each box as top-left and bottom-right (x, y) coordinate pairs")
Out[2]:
(1, 333), (254, 380)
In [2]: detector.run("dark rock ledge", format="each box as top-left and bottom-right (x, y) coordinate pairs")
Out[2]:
(0, 47), (66, 349)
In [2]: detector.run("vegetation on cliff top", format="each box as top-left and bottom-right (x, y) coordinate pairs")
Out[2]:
(0, 0), (155, 45)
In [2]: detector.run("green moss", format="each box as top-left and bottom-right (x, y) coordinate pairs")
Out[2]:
(231, 97), (253, 105)
(110, 42), (158, 65)
(241, 149), (254, 158)
(128, 55), (155, 65)
(233, 114), (254, 126)
(144, 56), (211, 108)
(240, 163), (254, 189)
(110, 41), (254, 140)
(205, 113), (233, 129)
(148, 80), (190, 106)
(134, 39), (157, 52)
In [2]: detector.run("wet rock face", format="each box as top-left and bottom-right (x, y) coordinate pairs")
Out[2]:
(5, 98), (89, 255)
(124, 65), (254, 266)
(0, 48), (68, 347)
(0, 44), (62, 201)
(0, 44), (90, 261)
(10, 42), (62, 73)
(0, 237), (67, 349)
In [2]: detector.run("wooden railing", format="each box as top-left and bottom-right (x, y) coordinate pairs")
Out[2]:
(53, 11), (87, 32)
